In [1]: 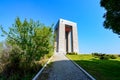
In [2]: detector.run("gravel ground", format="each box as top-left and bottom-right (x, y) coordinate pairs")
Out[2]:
(38, 53), (91, 80)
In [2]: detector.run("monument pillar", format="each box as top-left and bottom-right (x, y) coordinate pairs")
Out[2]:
(72, 24), (79, 53)
(58, 21), (65, 53)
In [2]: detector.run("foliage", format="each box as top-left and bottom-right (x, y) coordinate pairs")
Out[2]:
(109, 55), (117, 59)
(0, 17), (54, 63)
(99, 55), (110, 60)
(66, 52), (78, 55)
(100, 0), (120, 35)
(92, 52), (103, 57)
(0, 17), (54, 79)
(0, 42), (3, 53)
(92, 52), (117, 60)
(118, 54), (120, 57)
(0, 43), (41, 79)
(67, 54), (120, 80)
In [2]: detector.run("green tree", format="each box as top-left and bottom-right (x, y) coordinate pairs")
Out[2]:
(100, 0), (120, 35)
(0, 17), (53, 64)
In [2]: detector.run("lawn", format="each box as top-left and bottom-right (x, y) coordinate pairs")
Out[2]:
(66, 54), (120, 80)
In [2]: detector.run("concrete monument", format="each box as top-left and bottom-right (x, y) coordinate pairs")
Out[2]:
(54, 19), (79, 54)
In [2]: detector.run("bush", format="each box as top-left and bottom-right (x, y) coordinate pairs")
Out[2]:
(92, 53), (117, 60)
(0, 46), (43, 80)
(0, 18), (54, 79)
(118, 54), (120, 57)
(100, 55), (110, 60)
(1, 17), (54, 64)
(109, 55), (117, 59)
(92, 52), (104, 57)
(92, 52), (100, 56)
(67, 52), (78, 55)
(0, 46), (23, 79)
(92, 53), (104, 58)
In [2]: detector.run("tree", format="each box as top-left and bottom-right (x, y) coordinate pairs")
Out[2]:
(0, 17), (54, 64)
(100, 0), (120, 35)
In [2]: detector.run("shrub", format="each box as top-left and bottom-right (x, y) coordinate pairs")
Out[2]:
(0, 18), (54, 79)
(0, 46), (23, 78)
(118, 54), (120, 57)
(92, 52), (118, 60)
(0, 46), (43, 80)
(109, 55), (117, 59)
(1, 17), (54, 64)
(92, 52), (99, 56)
(99, 55), (110, 60)
(67, 52), (78, 55)
(92, 52), (104, 58)
(92, 52), (103, 57)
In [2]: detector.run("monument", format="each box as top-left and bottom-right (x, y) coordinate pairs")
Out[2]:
(54, 19), (79, 54)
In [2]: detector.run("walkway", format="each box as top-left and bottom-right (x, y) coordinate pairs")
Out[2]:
(39, 53), (91, 80)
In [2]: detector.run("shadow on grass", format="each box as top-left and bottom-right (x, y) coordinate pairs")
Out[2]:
(73, 59), (120, 80)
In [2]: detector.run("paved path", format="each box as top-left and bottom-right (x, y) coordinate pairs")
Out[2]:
(39, 53), (91, 80)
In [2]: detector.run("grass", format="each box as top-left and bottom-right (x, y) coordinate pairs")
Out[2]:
(66, 54), (120, 80)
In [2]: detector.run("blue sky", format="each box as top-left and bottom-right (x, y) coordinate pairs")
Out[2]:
(0, 0), (120, 53)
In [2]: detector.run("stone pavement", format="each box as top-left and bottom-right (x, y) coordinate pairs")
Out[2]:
(39, 53), (91, 80)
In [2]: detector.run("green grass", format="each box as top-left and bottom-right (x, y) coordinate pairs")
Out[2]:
(66, 54), (120, 80)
